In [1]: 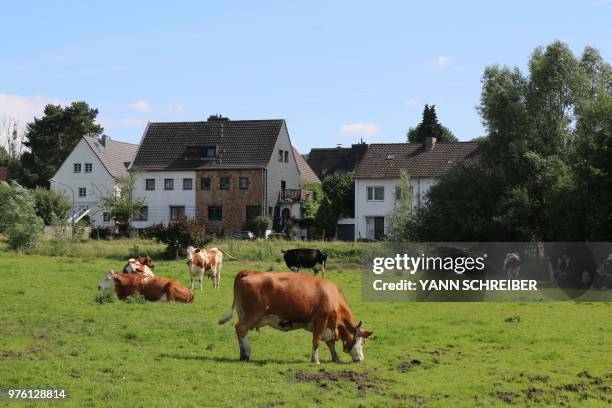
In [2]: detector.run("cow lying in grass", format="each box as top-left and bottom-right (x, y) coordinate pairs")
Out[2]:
(122, 256), (155, 277)
(98, 270), (194, 303)
(186, 246), (234, 290)
(218, 270), (372, 363)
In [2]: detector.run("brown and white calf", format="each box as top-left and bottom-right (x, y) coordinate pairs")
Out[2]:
(98, 270), (194, 303)
(186, 246), (233, 290)
(122, 256), (155, 277)
(218, 270), (373, 364)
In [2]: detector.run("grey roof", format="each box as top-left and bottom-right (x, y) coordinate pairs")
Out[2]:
(292, 147), (321, 184)
(83, 136), (138, 178)
(354, 142), (480, 178)
(306, 143), (368, 179)
(131, 120), (285, 171)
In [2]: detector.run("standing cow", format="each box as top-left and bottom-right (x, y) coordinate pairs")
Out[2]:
(218, 270), (372, 364)
(503, 253), (521, 280)
(282, 248), (328, 277)
(186, 246), (234, 290)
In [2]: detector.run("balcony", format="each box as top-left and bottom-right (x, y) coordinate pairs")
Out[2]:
(279, 188), (302, 202)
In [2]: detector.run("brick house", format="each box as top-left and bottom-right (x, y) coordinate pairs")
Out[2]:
(130, 116), (302, 235)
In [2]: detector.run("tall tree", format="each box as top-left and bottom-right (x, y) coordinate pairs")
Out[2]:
(19, 102), (103, 187)
(407, 104), (458, 143)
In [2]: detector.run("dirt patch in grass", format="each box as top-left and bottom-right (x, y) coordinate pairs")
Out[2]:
(398, 359), (422, 373)
(0, 351), (23, 360)
(293, 369), (381, 391)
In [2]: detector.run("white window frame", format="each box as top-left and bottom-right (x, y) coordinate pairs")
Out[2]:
(78, 187), (87, 197)
(84, 163), (93, 173)
(73, 163), (81, 173)
(367, 186), (384, 201)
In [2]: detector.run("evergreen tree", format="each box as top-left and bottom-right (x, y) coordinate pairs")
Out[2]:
(407, 105), (458, 143)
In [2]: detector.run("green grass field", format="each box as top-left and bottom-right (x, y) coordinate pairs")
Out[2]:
(0, 239), (610, 407)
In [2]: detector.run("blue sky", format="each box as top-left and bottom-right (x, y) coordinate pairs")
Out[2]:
(1, 1), (611, 152)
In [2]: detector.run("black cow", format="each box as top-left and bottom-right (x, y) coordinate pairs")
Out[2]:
(282, 248), (328, 277)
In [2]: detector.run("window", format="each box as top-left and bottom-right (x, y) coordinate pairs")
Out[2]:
(169, 206), (185, 221)
(103, 212), (111, 222)
(164, 179), (174, 190)
(281, 180), (286, 190)
(185, 146), (216, 159)
(279, 149), (283, 162)
(73, 163), (81, 173)
(133, 206), (148, 221)
(284, 150), (289, 163)
(268, 206), (273, 216)
(84, 163), (93, 173)
(145, 179), (155, 190)
(78, 187), (86, 197)
(208, 206), (222, 221)
(367, 186), (384, 201)
(183, 178), (193, 190)
(201, 177), (211, 190)
(246, 205), (261, 221)
(220, 177), (230, 190)
(239, 177), (249, 190)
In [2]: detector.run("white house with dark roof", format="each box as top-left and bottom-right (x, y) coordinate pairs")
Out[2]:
(353, 137), (479, 240)
(129, 116), (303, 234)
(50, 135), (138, 227)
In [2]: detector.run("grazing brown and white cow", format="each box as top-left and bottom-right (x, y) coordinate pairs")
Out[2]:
(218, 270), (373, 364)
(122, 256), (155, 277)
(186, 246), (234, 290)
(98, 270), (194, 303)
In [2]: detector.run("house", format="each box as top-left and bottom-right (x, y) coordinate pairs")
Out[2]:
(306, 142), (368, 180)
(353, 137), (479, 240)
(129, 116), (301, 235)
(293, 147), (320, 184)
(50, 135), (138, 226)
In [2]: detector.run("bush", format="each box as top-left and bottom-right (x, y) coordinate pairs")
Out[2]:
(32, 187), (71, 226)
(124, 294), (147, 304)
(94, 290), (118, 304)
(149, 216), (211, 258)
(91, 226), (114, 240)
(0, 181), (44, 250)
(245, 216), (272, 238)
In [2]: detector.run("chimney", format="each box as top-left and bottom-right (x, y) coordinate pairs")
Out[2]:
(99, 134), (109, 147)
(425, 137), (436, 151)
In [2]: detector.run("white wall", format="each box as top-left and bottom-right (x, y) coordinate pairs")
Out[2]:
(132, 171), (197, 228)
(354, 176), (436, 240)
(50, 139), (116, 226)
(266, 122), (300, 215)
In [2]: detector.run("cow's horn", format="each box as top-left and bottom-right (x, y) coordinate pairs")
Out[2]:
(357, 321), (362, 329)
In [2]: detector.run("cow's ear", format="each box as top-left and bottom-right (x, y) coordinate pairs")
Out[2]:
(356, 321), (362, 329)
(361, 331), (373, 339)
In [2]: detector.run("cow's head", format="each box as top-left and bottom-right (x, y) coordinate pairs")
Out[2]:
(344, 321), (373, 362)
(123, 259), (143, 274)
(138, 255), (155, 269)
(98, 270), (117, 290)
(185, 246), (196, 264)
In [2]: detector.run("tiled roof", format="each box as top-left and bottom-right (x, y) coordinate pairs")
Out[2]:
(306, 143), (368, 179)
(354, 142), (480, 178)
(131, 120), (284, 171)
(292, 147), (320, 184)
(83, 136), (138, 178)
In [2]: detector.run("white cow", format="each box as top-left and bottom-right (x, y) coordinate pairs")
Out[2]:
(186, 246), (233, 290)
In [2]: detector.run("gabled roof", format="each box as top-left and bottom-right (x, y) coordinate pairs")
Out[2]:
(292, 147), (320, 184)
(354, 142), (480, 178)
(83, 136), (138, 179)
(131, 119), (285, 171)
(306, 143), (368, 179)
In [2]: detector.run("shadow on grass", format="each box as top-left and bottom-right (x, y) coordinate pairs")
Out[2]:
(158, 352), (306, 365)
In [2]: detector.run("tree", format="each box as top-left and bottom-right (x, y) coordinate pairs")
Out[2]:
(1, 118), (25, 159)
(98, 174), (144, 236)
(415, 41), (610, 242)
(19, 102), (103, 187)
(407, 105), (458, 143)
(32, 187), (72, 226)
(321, 173), (354, 219)
(0, 181), (44, 249)
(387, 170), (414, 241)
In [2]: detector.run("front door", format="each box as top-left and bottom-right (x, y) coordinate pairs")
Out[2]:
(366, 216), (385, 240)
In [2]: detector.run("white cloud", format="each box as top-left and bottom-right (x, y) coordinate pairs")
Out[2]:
(405, 98), (420, 108)
(339, 123), (381, 136)
(168, 103), (185, 114)
(120, 117), (145, 126)
(0, 92), (60, 126)
(426, 56), (459, 71)
(128, 100), (151, 112)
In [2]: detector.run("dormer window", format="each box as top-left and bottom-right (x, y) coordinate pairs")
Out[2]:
(185, 146), (216, 159)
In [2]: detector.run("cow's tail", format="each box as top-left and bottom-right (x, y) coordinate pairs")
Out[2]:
(218, 248), (236, 260)
(218, 270), (250, 324)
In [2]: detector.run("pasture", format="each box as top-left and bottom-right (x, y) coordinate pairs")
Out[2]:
(0, 239), (610, 407)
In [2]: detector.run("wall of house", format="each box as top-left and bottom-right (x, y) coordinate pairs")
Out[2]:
(354, 176), (436, 240)
(194, 169), (265, 235)
(265, 122), (300, 218)
(131, 170), (197, 228)
(50, 139), (116, 227)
